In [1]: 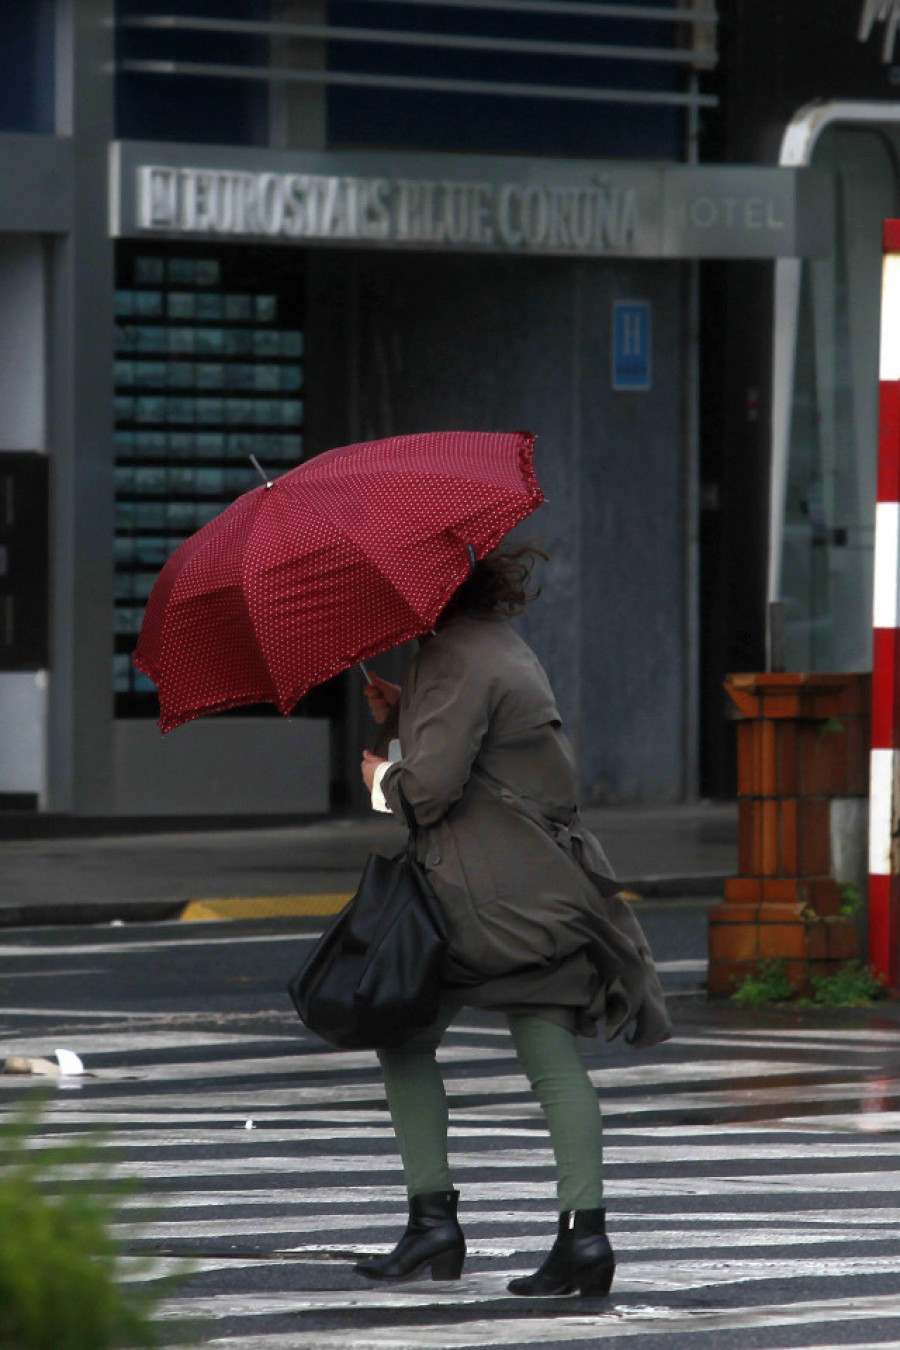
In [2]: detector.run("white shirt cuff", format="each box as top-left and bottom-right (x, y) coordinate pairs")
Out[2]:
(371, 760), (394, 813)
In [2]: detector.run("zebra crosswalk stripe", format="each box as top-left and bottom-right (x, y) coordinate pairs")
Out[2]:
(3, 965), (900, 1347)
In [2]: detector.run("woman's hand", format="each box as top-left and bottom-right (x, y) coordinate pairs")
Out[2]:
(361, 749), (388, 794)
(363, 673), (401, 725)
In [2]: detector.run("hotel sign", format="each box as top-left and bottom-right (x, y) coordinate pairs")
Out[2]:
(112, 142), (833, 260)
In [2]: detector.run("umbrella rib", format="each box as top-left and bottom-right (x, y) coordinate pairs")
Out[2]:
(171, 493), (283, 705)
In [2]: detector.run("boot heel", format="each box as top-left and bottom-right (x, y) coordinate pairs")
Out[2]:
(429, 1246), (465, 1280)
(578, 1261), (614, 1298)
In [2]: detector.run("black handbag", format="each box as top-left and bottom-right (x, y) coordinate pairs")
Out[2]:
(287, 782), (448, 1050)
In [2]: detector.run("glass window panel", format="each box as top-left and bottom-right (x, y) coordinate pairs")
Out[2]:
(115, 360), (135, 387)
(168, 327), (196, 353)
(196, 502), (222, 526)
(195, 259), (220, 286)
(136, 395), (166, 424)
(226, 398), (250, 425)
(778, 126), (899, 671)
(115, 290), (135, 317)
(226, 432), (255, 457)
(168, 292), (195, 320)
(167, 397), (196, 424)
(115, 430), (135, 460)
(282, 400), (303, 425)
(134, 291), (163, 318)
(114, 467), (134, 493)
(114, 535), (134, 564)
(225, 363), (255, 390)
(135, 431), (167, 456)
(255, 295), (277, 322)
(166, 432), (194, 458)
(281, 434), (303, 460)
(115, 323), (138, 351)
(227, 328), (254, 355)
(170, 467), (195, 494)
(196, 328), (225, 354)
(196, 468), (224, 495)
(254, 330), (281, 356)
(115, 395), (135, 421)
(115, 501), (136, 530)
(135, 466), (167, 493)
(134, 572), (160, 601)
(136, 257), (165, 284)
(113, 654), (133, 693)
(196, 432), (224, 458)
(114, 573), (134, 600)
(279, 366), (303, 391)
(133, 669), (158, 694)
(135, 361), (167, 388)
(136, 502), (167, 529)
(166, 502), (196, 529)
(282, 330), (303, 356)
(167, 362), (195, 389)
(134, 535), (171, 566)
(195, 292), (223, 320)
(197, 363), (224, 389)
(225, 466), (252, 493)
(196, 398), (224, 424)
(137, 326), (166, 353)
(254, 364), (280, 391)
(167, 258), (196, 285)
(225, 294), (252, 320)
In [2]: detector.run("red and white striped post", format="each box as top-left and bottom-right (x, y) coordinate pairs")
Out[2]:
(869, 220), (900, 988)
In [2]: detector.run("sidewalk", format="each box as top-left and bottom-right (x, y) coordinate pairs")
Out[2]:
(0, 801), (737, 927)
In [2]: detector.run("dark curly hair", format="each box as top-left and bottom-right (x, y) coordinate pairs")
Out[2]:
(444, 545), (548, 619)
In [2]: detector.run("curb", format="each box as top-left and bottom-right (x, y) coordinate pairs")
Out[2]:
(0, 875), (727, 929)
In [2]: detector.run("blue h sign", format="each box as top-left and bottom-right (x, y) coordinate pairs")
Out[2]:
(612, 301), (651, 391)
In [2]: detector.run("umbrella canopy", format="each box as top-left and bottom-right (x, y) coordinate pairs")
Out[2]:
(133, 429), (544, 732)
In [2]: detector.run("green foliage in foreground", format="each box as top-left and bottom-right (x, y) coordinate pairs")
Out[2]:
(731, 959), (796, 1005)
(731, 958), (888, 1008)
(807, 961), (887, 1007)
(0, 1097), (185, 1350)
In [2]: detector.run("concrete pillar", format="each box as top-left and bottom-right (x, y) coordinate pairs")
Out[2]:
(46, 0), (115, 812)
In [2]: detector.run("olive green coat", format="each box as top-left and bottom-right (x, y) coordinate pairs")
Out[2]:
(380, 614), (671, 1046)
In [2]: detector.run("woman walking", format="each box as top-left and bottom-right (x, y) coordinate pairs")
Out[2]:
(357, 548), (670, 1297)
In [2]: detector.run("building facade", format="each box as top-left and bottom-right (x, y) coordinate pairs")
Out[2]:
(0, 0), (831, 817)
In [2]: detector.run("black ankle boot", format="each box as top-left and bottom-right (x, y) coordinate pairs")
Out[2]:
(507, 1207), (615, 1297)
(355, 1188), (466, 1281)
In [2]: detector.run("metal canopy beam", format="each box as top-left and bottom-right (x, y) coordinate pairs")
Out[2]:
(118, 60), (718, 109)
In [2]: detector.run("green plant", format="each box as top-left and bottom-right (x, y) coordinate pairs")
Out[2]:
(817, 717), (844, 739)
(808, 961), (887, 1007)
(0, 1097), (187, 1350)
(838, 883), (862, 917)
(731, 959), (797, 1005)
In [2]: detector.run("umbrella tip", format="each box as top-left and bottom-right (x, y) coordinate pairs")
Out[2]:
(249, 454), (272, 487)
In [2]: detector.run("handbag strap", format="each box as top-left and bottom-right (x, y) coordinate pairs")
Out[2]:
(395, 777), (419, 851)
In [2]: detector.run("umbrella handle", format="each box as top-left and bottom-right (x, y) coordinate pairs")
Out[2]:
(358, 661), (372, 684)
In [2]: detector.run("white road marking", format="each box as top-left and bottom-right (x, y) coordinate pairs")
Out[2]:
(155, 1289), (900, 1342)
(20, 1130), (900, 1168)
(0, 932), (323, 957)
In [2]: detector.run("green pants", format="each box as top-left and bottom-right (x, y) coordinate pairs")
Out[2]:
(377, 1002), (604, 1212)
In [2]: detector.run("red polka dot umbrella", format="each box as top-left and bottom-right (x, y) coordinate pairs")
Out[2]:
(133, 429), (544, 732)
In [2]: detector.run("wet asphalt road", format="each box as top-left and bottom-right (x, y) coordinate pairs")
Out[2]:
(2, 902), (900, 1349)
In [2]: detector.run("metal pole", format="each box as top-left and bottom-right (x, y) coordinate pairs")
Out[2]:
(869, 219), (900, 987)
(682, 70), (701, 799)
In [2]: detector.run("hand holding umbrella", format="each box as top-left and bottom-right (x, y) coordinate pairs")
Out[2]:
(364, 673), (401, 725)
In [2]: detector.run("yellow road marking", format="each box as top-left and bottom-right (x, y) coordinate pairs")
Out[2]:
(179, 894), (352, 922)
